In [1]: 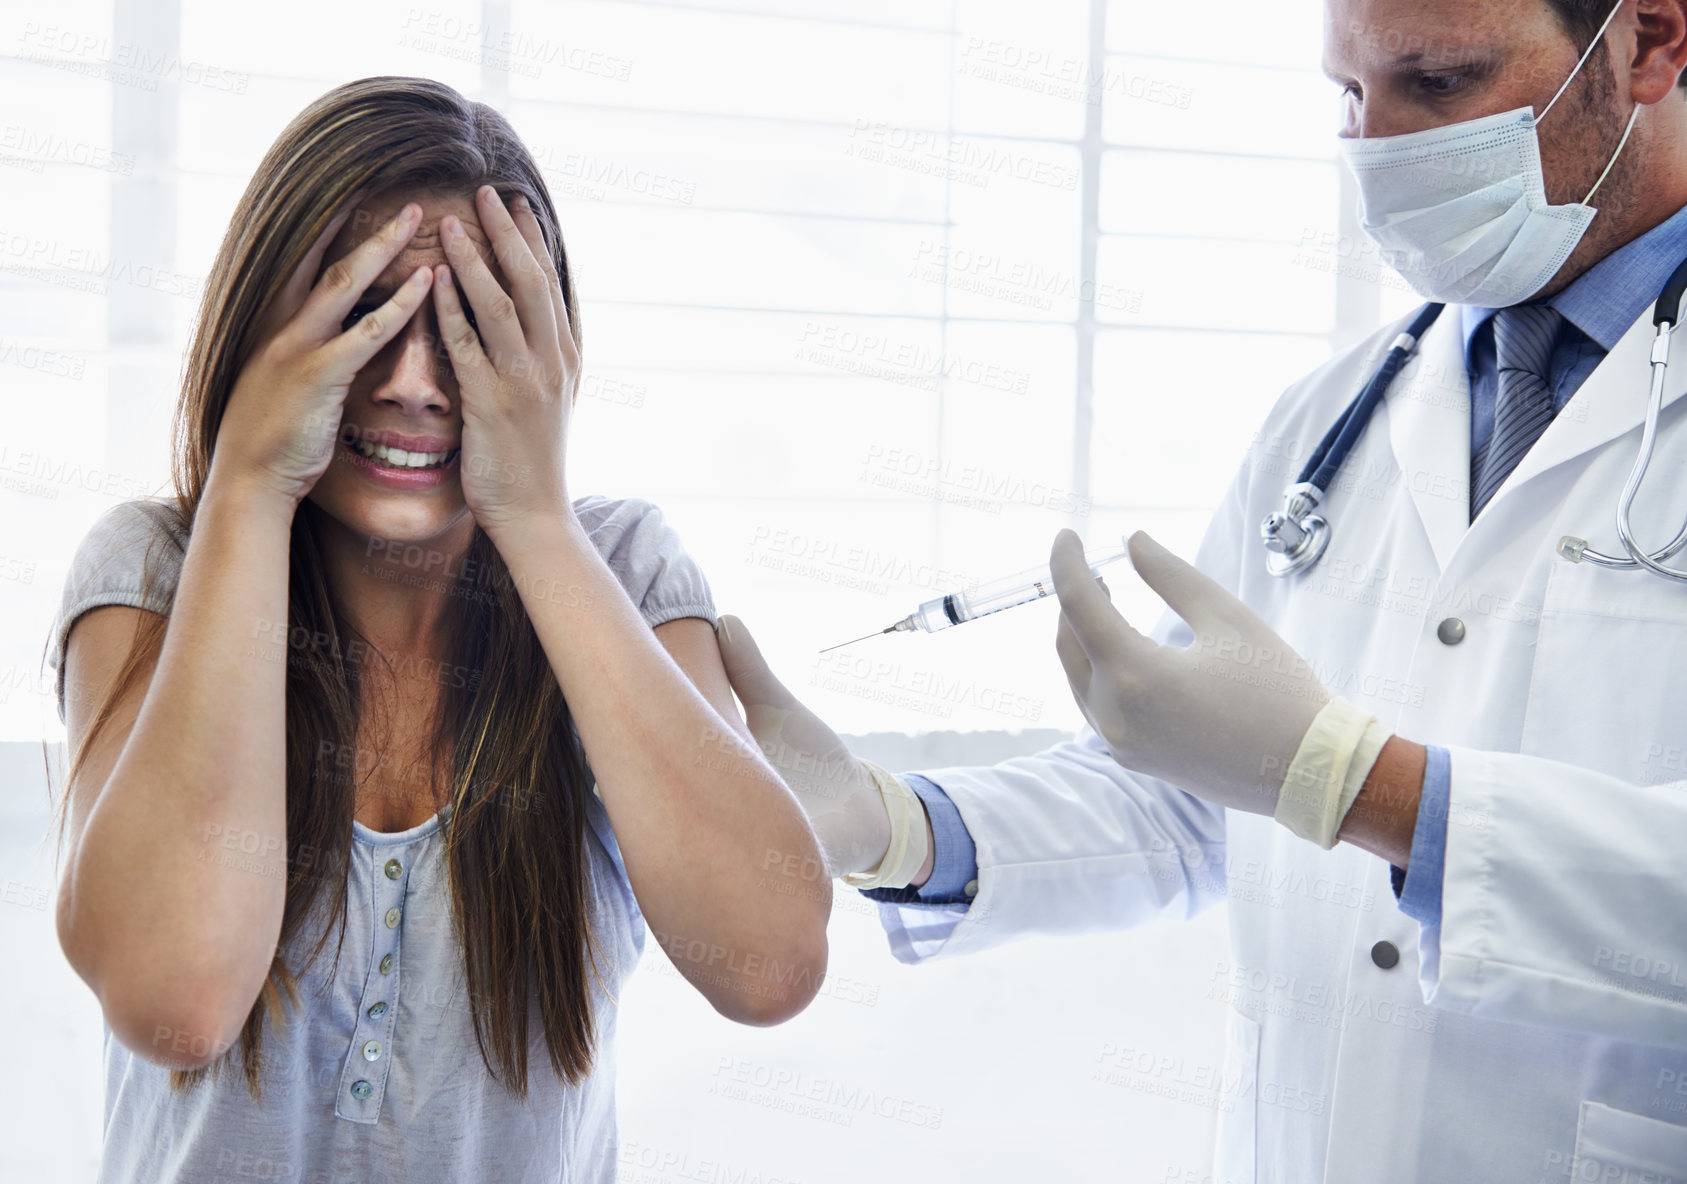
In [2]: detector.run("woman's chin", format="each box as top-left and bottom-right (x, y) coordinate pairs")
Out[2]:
(305, 473), (469, 545)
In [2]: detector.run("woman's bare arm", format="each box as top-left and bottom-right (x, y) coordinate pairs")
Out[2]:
(492, 515), (831, 1025)
(57, 477), (297, 1069)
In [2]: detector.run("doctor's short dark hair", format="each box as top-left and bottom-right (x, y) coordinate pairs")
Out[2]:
(1542, 0), (1687, 90)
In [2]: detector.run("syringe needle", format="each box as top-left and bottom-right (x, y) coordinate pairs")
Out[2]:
(819, 626), (894, 653)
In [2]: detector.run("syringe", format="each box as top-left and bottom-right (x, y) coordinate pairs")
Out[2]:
(821, 544), (1131, 652)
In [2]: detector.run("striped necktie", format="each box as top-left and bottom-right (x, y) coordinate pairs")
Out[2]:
(1470, 303), (1565, 520)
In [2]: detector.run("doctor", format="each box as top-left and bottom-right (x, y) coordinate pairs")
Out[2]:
(718, 0), (1687, 1179)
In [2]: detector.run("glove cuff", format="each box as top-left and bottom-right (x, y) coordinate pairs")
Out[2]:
(839, 759), (932, 890)
(1273, 698), (1392, 849)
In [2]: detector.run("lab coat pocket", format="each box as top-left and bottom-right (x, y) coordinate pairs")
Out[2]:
(1571, 1100), (1687, 1179)
(1213, 1004), (1260, 1184)
(1520, 556), (1687, 784)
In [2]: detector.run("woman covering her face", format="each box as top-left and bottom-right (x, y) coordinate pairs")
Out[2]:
(43, 74), (830, 1183)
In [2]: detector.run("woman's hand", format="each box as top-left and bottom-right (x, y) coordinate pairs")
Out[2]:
(431, 185), (579, 535)
(210, 192), (435, 509)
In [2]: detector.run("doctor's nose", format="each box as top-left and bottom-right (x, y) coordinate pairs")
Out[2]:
(1343, 96), (1443, 141)
(369, 310), (454, 414)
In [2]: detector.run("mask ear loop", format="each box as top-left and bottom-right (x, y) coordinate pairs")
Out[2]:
(1537, 0), (1628, 125)
(1583, 100), (1641, 204)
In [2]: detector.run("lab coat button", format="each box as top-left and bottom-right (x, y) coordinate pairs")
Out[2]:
(963, 879), (979, 897)
(1371, 940), (1400, 969)
(1436, 617), (1466, 645)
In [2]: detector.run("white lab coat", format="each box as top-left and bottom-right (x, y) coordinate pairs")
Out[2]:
(878, 297), (1687, 1181)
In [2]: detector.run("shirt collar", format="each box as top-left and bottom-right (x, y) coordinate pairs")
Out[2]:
(1459, 200), (1687, 358)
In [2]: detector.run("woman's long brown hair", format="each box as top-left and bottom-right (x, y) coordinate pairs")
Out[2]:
(43, 75), (606, 1099)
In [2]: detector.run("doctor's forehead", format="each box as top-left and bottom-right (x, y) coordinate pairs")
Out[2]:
(322, 186), (506, 294)
(1321, 0), (1566, 73)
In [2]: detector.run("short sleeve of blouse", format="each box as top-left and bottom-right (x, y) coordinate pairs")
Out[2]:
(42, 494), (716, 725)
(572, 494), (718, 630)
(44, 498), (189, 726)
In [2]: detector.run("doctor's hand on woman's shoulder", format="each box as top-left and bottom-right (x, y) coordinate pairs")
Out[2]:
(714, 614), (934, 891)
(208, 189), (435, 511)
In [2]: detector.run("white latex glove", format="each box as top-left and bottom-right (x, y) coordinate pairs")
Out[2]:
(1050, 528), (1335, 819)
(714, 614), (929, 884)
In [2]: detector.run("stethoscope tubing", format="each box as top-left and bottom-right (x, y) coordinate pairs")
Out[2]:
(1267, 254), (1687, 582)
(1297, 301), (1445, 492)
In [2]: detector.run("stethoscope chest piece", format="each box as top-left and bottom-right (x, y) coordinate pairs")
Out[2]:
(1260, 303), (1445, 580)
(1261, 481), (1331, 576)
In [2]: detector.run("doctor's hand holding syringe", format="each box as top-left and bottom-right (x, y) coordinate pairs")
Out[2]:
(715, 528), (1416, 889)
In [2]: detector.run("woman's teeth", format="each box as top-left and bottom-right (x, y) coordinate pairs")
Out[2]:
(345, 437), (459, 470)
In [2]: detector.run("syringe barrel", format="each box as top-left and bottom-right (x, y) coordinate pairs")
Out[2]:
(912, 546), (1130, 631)
(909, 596), (964, 632)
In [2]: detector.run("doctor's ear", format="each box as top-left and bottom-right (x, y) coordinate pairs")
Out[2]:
(1625, 1), (1687, 107)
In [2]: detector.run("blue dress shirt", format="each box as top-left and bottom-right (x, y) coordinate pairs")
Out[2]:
(867, 200), (1687, 928)
(860, 773), (979, 907)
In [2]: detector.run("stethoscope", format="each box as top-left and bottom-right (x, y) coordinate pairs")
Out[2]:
(1260, 254), (1687, 583)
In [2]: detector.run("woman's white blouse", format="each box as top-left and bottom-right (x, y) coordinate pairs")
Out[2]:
(44, 494), (719, 1183)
